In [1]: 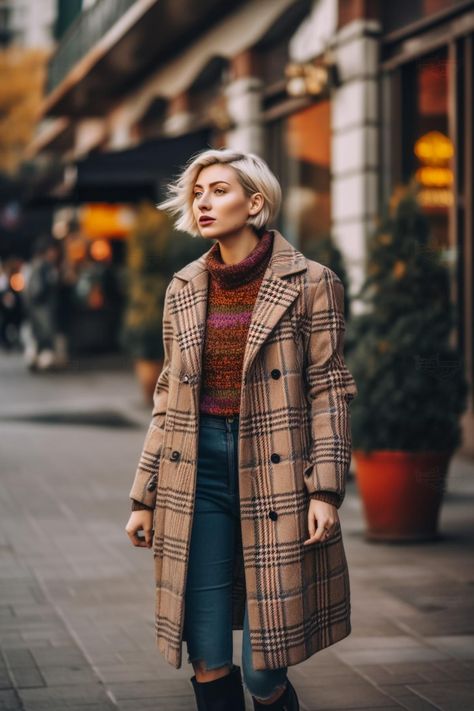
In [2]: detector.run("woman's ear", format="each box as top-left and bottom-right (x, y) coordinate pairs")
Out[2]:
(248, 193), (264, 216)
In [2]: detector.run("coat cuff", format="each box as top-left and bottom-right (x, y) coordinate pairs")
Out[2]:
(309, 491), (341, 508)
(131, 498), (154, 512)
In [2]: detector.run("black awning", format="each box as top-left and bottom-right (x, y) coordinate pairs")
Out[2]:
(73, 128), (212, 203)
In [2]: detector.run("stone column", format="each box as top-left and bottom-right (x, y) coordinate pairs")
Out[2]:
(330, 17), (381, 312)
(225, 50), (263, 154)
(163, 93), (194, 137)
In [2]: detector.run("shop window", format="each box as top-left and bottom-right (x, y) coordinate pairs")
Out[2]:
(266, 101), (331, 251)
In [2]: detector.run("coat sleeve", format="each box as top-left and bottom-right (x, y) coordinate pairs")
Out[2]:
(129, 282), (174, 508)
(303, 267), (358, 509)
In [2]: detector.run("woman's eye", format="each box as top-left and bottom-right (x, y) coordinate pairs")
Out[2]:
(215, 188), (225, 194)
(193, 192), (202, 199)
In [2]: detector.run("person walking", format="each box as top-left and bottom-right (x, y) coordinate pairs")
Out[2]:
(125, 149), (358, 710)
(23, 237), (60, 371)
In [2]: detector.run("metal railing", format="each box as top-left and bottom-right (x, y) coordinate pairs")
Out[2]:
(47, 0), (138, 94)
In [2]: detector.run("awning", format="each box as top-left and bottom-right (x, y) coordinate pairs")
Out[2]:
(26, 128), (212, 206)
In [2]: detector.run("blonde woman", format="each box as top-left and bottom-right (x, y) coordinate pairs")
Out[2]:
(125, 149), (358, 710)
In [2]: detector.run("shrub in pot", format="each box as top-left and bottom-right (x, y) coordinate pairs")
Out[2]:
(346, 188), (469, 541)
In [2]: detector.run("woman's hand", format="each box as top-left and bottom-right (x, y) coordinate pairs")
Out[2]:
(303, 499), (339, 546)
(125, 510), (154, 548)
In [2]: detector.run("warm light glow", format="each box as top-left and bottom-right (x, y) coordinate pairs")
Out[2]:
(52, 220), (69, 239)
(10, 272), (25, 292)
(285, 62), (329, 97)
(415, 166), (453, 187)
(414, 131), (454, 208)
(414, 131), (453, 164)
(418, 188), (454, 208)
(90, 239), (112, 262)
(80, 203), (134, 239)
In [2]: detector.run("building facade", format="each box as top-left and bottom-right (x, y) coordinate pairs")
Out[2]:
(29, 0), (474, 453)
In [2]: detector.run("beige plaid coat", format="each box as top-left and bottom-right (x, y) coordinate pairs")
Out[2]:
(129, 229), (358, 671)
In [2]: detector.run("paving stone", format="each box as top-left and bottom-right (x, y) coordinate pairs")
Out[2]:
(8, 667), (45, 689)
(298, 681), (396, 709)
(108, 679), (190, 699)
(425, 635), (474, 660)
(0, 688), (21, 710)
(40, 665), (101, 686)
(335, 647), (450, 666)
(18, 683), (111, 703)
(406, 681), (474, 711)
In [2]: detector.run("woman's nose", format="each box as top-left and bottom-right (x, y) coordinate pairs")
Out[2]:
(197, 192), (211, 209)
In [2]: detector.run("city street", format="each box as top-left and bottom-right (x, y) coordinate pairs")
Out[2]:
(0, 351), (473, 711)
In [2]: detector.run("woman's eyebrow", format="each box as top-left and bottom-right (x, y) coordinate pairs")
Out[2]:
(194, 181), (230, 188)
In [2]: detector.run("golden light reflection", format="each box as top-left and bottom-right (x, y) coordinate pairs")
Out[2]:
(414, 131), (454, 208)
(10, 273), (25, 292)
(90, 239), (112, 262)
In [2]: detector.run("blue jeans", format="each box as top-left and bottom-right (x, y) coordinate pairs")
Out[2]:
(183, 413), (288, 701)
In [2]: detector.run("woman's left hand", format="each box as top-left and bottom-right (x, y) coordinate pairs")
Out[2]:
(303, 499), (339, 545)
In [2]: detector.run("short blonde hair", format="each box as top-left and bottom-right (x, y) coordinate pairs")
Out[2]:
(157, 148), (282, 236)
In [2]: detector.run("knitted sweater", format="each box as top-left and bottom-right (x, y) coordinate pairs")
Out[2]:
(131, 231), (340, 510)
(199, 230), (273, 415)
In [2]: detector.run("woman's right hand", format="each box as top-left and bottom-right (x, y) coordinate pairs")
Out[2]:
(125, 510), (154, 548)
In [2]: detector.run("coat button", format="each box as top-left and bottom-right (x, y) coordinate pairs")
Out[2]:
(271, 369), (281, 379)
(182, 374), (189, 383)
(147, 479), (157, 492)
(268, 510), (278, 521)
(170, 450), (180, 461)
(270, 453), (280, 464)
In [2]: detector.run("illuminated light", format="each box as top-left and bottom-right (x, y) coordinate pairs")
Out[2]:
(285, 62), (329, 97)
(415, 166), (453, 187)
(90, 239), (112, 262)
(414, 131), (454, 164)
(52, 220), (69, 239)
(287, 75), (307, 97)
(10, 272), (25, 292)
(417, 188), (454, 208)
(80, 203), (134, 239)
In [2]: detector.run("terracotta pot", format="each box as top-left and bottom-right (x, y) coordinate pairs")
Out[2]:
(134, 358), (163, 405)
(353, 450), (452, 542)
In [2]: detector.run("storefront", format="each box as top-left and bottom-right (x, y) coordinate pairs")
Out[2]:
(380, 2), (474, 452)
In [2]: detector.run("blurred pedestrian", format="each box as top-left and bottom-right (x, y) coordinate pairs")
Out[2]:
(23, 236), (60, 371)
(125, 149), (358, 710)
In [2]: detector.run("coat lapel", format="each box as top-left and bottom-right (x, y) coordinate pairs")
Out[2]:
(170, 230), (307, 380)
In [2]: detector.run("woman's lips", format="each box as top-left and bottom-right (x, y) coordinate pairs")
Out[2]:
(199, 217), (215, 224)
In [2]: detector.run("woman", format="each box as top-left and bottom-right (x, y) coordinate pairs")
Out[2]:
(125, 149), (358, 711)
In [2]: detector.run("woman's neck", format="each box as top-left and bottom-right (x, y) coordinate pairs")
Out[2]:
(214, 226), (261, 265)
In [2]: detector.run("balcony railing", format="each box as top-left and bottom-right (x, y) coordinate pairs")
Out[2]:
(47, 0), (138, 94)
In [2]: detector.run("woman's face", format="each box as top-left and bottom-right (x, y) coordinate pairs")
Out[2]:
(192, 163), (261, 239)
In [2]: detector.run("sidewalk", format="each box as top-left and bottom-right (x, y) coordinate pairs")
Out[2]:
(0, 350), (473, 711)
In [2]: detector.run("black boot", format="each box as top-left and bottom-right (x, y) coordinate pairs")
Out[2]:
(251, 677), (299, 711)
(191, 663), (246, 711)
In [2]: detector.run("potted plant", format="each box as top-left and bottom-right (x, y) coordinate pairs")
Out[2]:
(346, 188), (469, 541)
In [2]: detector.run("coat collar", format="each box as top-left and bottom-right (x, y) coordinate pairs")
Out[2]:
(173, 229), (307, 282)
(169, 229), (307, 382)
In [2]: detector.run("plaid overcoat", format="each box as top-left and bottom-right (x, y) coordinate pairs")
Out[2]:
(129, 229), (358, 671)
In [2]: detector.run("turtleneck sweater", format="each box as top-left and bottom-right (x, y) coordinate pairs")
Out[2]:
(131, 229), (341, 509)
(199, 229), (273, 415)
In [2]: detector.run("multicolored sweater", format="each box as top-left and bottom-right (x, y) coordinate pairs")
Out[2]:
(199, 230), (273, 415)
(131, 230), (340, 509)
